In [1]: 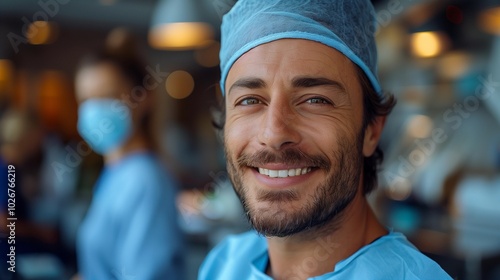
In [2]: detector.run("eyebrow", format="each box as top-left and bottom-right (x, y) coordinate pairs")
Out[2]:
(228, 76), (345, 95)
(291, 76), (345, 92)
(228, 77), (267, 95)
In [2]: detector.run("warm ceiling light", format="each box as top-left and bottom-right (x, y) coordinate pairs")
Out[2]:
(149, 0), (215, 50)
(479, 6), (500, 35)
(149, 22), (214, 50)
(410, 31), (446, 58)
(27, 21), (58, 45)
(166, 71), (195, 99)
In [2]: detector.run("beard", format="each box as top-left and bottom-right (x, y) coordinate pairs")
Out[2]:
(225, 130), (364, 237)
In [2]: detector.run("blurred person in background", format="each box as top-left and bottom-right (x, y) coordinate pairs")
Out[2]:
(199, 0), (452, 279)
(73, 36), (184, 279)
(0, 110), (63, 276)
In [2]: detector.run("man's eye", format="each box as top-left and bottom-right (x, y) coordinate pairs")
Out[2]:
(239, 98), (261, 105)
(306, 97), (331, 104)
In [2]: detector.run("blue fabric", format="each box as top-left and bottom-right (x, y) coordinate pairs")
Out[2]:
(77, 98), (133, 155)
(77, 152), (184, 279)
(220, 0), (382, 95)
(199, 231), (452, 280)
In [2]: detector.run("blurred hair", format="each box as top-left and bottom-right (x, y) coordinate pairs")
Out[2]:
(77, 28), (147, 89)
(212, 65), (396, 195)
(77, 51), (148, 90)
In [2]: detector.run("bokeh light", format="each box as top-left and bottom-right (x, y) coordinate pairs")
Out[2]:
(26, 21), (58, 45)
(166, 70), (195, 99)
(407, 115), (434, 139)
(410, 31), (446, 58)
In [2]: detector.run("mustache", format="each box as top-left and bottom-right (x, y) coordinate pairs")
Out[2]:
(237, 148), (331, 170)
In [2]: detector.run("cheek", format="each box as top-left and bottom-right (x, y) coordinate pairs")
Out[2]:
(224, 119), (246, 162)
(225, 111), (260, 148)
(300, 116), (358, 149)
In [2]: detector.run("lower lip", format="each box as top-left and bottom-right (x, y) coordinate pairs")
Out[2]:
(250, 168), (316, 189)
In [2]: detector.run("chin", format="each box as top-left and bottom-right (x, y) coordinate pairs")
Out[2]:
(245, 196), (314, 237)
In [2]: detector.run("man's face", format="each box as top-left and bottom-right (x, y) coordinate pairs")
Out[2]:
(224, 39), (369, 237)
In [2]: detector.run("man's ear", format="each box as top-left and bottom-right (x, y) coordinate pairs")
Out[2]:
(363, 116), (386, 157)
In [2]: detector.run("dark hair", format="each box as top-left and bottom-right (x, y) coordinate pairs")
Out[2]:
(356, 66), (396, 194)
(212, 66), (396, 195)
(77, 51), (148, 90)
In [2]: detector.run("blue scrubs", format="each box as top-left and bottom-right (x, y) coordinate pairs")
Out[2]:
(77, 152), (184, 279)
(199, 231), (452, 280)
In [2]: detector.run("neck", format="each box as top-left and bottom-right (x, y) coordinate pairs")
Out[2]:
(266, 189), (387, 280)
(104, 132), (150, 165)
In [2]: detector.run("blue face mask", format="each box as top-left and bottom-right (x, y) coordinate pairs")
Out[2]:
(77, 98), (133, 155)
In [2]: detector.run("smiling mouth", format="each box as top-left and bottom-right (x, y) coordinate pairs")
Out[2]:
(255, 167), (313, 178)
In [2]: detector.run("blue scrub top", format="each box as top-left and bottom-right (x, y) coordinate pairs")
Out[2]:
(199, 231), (452, 280)
(77, 152), (184, 279)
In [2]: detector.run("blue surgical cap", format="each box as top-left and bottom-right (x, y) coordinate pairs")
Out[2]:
(220, 0), (381, 95)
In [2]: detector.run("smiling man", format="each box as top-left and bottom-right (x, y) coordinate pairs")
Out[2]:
(199, 1), (452, 279)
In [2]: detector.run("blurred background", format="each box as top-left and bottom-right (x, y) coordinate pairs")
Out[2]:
(0, 0), (499, 279)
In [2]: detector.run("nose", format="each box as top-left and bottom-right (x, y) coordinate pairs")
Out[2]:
(257, 99), (301, 150)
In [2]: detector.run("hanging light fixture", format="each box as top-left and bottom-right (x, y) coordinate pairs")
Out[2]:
(149, 0), (215, 50)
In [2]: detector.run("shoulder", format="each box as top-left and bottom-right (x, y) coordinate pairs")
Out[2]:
(104, 153), (178, 212)
(118, 153), (166, 178)
(338, 232), (452, 280)
(199, 231), (267, 279)
(113, 153), (177, 190)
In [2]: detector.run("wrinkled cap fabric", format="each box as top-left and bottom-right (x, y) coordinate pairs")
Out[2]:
(220, 0), (381, 95)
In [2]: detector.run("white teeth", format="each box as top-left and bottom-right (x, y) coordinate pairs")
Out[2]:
(278, 170), (288, 177)
(257, 167), (313, 178)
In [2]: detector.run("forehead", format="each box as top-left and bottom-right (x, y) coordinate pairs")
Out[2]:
(75, 62), (127, 102)
(226, 39), (359, 92)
